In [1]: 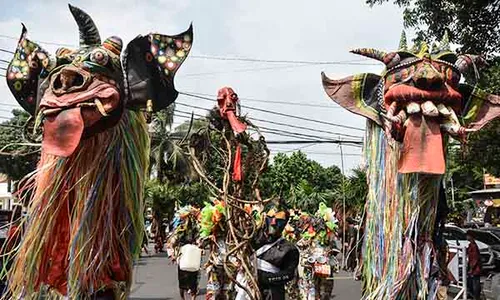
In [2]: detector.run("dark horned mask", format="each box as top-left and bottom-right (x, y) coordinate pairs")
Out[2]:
(6, 4), (193, 157)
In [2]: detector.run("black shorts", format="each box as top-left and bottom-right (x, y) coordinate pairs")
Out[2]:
(177, 266), (199, 291)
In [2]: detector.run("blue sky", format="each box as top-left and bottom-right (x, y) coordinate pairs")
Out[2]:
(0, 0), (405, 171)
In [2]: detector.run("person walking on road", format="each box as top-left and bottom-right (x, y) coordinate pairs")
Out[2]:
(466, 230), (482, 300)
(345, 217), (358, 272)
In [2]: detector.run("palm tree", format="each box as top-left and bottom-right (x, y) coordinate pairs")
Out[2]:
(289, 180), (335, 213)
(149, 105), (202, 184)
(147, 106), (211, 228)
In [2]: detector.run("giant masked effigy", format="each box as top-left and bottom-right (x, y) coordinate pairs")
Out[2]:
(4, 4), (192, 299)
(322, 32), (500, 299)
(185, 87), (270, 300)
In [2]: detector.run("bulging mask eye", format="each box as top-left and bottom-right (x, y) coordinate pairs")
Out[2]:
(90, 48), (109, 65)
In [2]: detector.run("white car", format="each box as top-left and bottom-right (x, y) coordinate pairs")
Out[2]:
(444, 224), (495, 270)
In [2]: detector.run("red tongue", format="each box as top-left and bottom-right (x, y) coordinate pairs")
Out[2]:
(42, 108), (84, 157)
(226, 111), (247, 134)
(398, 115), (445, 174)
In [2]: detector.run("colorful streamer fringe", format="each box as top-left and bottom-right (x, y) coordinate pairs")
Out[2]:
(361, 121), (440, 300)
(4, 111), (149, 299)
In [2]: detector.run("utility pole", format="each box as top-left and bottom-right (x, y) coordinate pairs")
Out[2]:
(340, 141), (347, 268)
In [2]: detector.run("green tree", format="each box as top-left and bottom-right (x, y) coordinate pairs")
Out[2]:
(260, 151), (348, 213)
(0, 109), (39, 181)
(465, 58), (500, 177)
(146, 112), (212, 221)
(366, 0), (500, 54)
(288, 180), (335, 213)
(144, 180), (210, 221)
(342, 167), (368, 213)
(261, 151), (343, 198)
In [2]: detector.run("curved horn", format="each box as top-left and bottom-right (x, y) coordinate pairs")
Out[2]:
(455, 54), (488, 79)
(68, 4), (101, 47)
(350, 48), (387, 63)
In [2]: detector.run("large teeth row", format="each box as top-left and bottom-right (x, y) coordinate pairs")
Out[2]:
(437, 104), (451, 116)
(421, 101), (439, 117)
(405, 101), (453, 117)
(406, 102), (420, 114)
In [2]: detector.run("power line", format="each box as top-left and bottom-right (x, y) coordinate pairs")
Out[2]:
(0, 34), (74, 47)
(178, 92), (365, 132)
(175, 102), (362, 139)
(180, 64), (320, 77)
(0, 35), (377, 66)
(188, 54), (377, 65)
(182, 91), (341, 109)
(0, 49), (13, 55)
(0, 100), (362, 142)
(173, 110), (351, 143)
(174, 109), (353, 143)
(173, 110), (362, 147)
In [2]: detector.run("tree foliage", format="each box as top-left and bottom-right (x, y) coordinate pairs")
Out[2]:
(366, 0), (500, 54)
(259, 151), (366, 214)
(144, 180), (210, 220)
(261, 152), (343, 198)
(0, 110), (39, 181)
(465, 58), (500, 177)
(342, 167), (368, 213)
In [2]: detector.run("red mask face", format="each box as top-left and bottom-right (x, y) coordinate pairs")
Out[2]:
(217, 87), (247, 134)
(381, 57), (463, 174)
(322, 36), (500, 176)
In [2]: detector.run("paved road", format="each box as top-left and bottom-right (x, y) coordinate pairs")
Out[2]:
(130, 249), (362, 300)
